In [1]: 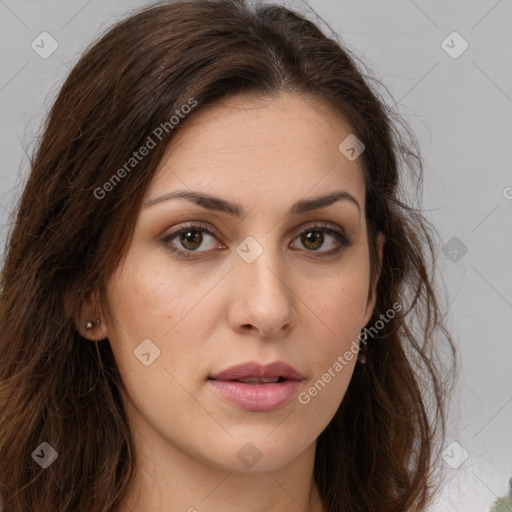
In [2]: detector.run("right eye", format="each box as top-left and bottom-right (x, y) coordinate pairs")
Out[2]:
(160, 222), (226, 258)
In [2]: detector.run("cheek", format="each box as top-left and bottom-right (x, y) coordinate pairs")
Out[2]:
(103, 259), (220, 444)
(103, 250), (222, 379)
(106, 248), (198, 335)
(295, 267), (368, 401)
(305, 267), (369, 344)
(292, 300), (364, 433)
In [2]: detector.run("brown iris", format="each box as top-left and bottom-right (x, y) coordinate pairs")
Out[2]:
(180, 230), (203, 250)
(301, 230), (323, 250)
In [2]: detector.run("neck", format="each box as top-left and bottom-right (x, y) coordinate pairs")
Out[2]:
(117, 428), (326, 512)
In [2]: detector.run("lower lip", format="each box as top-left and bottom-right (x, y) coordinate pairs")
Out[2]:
(207, 379), (302, 412)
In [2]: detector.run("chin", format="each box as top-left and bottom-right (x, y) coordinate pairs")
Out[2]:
(194, 431), (314, 474)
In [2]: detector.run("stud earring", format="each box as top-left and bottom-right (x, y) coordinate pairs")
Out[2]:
(85, 319), (101, 330)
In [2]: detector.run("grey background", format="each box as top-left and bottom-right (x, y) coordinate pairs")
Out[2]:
(1, 0), (511, 510)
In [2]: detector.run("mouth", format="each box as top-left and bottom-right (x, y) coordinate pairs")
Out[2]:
(208, 360), (304, 382)
(207, 361), (304, 412)
(210, 376), (286, 384)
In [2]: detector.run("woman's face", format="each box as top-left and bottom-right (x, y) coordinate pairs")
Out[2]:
(101, 92), (382, 473)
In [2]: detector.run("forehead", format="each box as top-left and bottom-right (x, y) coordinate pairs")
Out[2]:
(148, 92), (366, 210)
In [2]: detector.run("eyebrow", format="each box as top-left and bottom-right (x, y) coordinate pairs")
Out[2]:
(144, 189), (361, 217)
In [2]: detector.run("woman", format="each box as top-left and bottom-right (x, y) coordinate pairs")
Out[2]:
(0, 1), (457, 510)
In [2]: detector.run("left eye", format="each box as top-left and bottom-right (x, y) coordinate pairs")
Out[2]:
(161, 222), (352, 258)
(292, 228), (346, 252)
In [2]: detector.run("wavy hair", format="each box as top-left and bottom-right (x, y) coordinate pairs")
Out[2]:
(0, 1), (456, 510)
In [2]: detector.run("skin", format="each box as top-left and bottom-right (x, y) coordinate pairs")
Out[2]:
(79, 92), (384, 512)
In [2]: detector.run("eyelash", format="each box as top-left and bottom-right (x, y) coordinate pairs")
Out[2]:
(160, 221), (353, 259)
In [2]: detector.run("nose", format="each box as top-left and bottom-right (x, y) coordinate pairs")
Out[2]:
(226, 238), (297, 338)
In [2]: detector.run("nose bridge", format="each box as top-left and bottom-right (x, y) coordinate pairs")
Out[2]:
(235, 234), (285, 290)
(229, 233), (295, 334)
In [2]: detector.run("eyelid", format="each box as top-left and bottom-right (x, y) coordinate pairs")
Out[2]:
(160, 221), (225, 257)
(163, 220), (221, 239)
(162, 220), (346, 240)
(160, 220), (352, 258)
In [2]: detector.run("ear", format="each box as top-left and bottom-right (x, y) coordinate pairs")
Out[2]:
(74, 289), (109, 342)
(362, 232), (385, 327)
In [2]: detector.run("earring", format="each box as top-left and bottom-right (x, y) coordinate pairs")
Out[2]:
(357, 329), (369, 364)
(85, 319), (101, 330)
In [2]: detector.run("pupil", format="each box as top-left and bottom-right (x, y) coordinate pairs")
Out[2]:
(182, 230), (202, 250)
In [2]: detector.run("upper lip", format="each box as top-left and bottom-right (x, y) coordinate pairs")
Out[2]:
(209, 361), (304, 381)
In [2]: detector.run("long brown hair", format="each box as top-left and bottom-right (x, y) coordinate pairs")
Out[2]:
(0, 1), (457, 510)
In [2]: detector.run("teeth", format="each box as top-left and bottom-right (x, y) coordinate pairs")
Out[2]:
(238, 377), (280, 383)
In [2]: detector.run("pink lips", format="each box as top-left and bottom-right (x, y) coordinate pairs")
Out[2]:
(207, 361), (304, 412)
